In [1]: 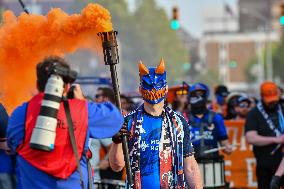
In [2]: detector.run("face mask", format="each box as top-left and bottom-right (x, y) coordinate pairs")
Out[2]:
(190, 96), (207, 115)
(216, 94), (224, 105)
(139, 60), (167, 104)
(264, 101), (278, 112)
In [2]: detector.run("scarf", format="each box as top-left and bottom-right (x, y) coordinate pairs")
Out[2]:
(128, 105), (186, 189)
(257, 102), (284, 136)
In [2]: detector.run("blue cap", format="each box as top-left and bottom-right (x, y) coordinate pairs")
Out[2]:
(189, 83), (210, 98)
(237, 95), (251, 104)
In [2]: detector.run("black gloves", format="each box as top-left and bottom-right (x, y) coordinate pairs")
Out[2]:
(270, 175), (281, 189)
(112, 123), (128, 144)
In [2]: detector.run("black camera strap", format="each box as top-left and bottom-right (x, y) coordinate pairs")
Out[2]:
(87, 156), (93, 189)
(63, 99), (85, 189)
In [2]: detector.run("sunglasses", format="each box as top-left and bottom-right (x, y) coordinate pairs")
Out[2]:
(176, 90), (188, 95)
(239, 103), (249, 109)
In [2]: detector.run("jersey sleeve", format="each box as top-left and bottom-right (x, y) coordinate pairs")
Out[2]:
(7, 103), (27, 152)
(177, 114), (194, 158)
(213, 113), (228, 141)
(244, 108), (258, 133)
(88, 102), (123, 139)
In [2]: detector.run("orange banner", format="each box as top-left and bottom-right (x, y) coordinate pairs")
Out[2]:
(222, 120), (257, 188)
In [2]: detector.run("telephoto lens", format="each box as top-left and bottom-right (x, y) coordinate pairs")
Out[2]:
(30, 74), (64, 151)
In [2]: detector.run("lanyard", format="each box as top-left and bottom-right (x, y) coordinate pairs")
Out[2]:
(257, 102), (282, 136)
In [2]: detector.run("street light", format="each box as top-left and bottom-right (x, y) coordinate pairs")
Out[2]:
(170, 6), (180, 30)
(279, 4), (284, 25)
(240, 8), (273, 82)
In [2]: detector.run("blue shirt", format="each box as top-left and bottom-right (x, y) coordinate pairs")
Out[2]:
(139, 113), (162, 189)
(0, 150), (15, 174)
(7, 101), (123, 189)
(0, 103), (15, 174)
(189, 111), (228, 157)
(126, 110), (193, 189)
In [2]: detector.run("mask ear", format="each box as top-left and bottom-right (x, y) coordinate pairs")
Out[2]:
(139, 60), (149, 77)
(155, 58), (165, 74)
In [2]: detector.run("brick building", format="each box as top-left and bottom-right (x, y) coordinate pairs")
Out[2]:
(199, 0), (283, 91)
(199, 32), (279, 91)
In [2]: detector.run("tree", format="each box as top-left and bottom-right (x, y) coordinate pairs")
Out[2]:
(272, 37), (284, 83)
(245, 41), (279, 84)
(124, 0), (188, 86)
(244, 57), (258, 83)
(195, 70), (221, 88)
(75, 0), (188, 91)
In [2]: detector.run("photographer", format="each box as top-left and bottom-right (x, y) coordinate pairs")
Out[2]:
(6, 56), (124, 189)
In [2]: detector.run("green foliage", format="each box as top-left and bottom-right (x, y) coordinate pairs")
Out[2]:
(76, 0), (188, 90)
(245, 42), (278, 83)
(195, 70), (221, 88)
(128, 0), (188, 85)
(245, 57), (257, 82)
(272, 37), (284, 82)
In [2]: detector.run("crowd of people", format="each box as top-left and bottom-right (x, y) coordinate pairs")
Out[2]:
(170, 81), (284, 189)
(1, 56), (284, 189)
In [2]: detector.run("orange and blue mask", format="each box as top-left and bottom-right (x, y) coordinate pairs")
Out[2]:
(139, 59), (167, 104)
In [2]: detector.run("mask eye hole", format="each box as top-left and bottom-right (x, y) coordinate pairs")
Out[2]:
(142, 80), (152, 89)
(191, 90), (205, 98)
(155, 81), (164, 89)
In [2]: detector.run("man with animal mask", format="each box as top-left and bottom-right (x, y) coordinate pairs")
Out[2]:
(6, 56), (124, 189)
(109, 59), (202, 189)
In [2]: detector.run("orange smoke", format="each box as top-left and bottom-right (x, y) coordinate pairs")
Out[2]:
(0, 3), (113, 112)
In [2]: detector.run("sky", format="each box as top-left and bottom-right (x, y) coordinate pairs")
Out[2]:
(129, 0), (238, 37)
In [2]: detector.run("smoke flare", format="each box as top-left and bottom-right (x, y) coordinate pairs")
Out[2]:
(0, 3), (113, 112)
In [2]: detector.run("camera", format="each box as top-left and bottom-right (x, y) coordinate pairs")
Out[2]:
(30, 64), (77, 151)
(48, 64), (77, 84)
